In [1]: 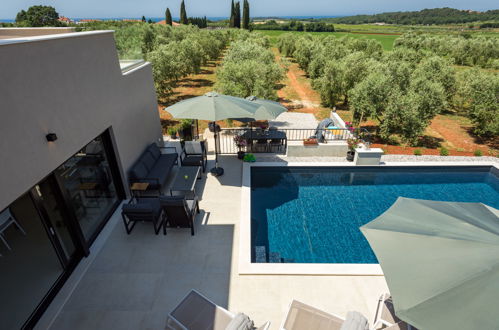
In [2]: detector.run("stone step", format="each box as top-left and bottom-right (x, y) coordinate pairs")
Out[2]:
(255, 246), (266, 263)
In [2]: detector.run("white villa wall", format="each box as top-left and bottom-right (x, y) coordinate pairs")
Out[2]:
(0, 31), (162, 210)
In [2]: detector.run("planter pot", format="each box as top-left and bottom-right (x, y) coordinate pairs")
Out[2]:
(170, 134), (177, 140)
(346, 150), (355, 162)
(181, 127), (193, 141)
(303, 138), (318, 146)
(237, 151), (245, 159)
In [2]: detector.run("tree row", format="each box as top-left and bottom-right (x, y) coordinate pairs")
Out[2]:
(278, 33), (498, 143)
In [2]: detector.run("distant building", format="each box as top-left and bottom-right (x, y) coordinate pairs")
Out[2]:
(122, 19), (141, 22)
(77, 19), (102, 24)
(58, 16), (74, 24)
(156, 19), (181, 26)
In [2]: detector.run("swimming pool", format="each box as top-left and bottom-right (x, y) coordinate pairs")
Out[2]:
(250, 166), (499, 265)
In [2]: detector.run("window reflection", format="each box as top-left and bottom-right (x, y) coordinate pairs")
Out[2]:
(55, 136), (118, 241)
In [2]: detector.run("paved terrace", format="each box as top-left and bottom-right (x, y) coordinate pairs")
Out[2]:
(42, 155), (390, 330)
(42, 151), (497, 330)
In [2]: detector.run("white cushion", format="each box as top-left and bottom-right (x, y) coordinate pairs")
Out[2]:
(225, 313), (254, 330)
(339, 311), (369, 330)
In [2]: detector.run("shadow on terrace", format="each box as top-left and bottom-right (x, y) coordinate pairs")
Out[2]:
(49, 159), (238, 330)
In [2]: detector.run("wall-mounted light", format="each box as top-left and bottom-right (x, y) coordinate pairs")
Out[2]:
(46, 133), (58, 142)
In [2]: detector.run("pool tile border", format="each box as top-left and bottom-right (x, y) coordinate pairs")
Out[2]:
(239, 161), (498, 276)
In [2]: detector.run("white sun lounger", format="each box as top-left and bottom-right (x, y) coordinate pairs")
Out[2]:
(166, 289), (271, 330)
(281, 300), (369, 330)
(373, 294), (415, 330)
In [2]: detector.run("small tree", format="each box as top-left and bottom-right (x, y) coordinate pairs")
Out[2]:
(229, 0), (235, 28)
(242, 0), (250, 30)
(15, 10), (27, 23)
(141, 26), (156, 55)
(458, 68), (499, 137)
(234, 2), (241, 28)
(16, 6), (60, 27)
(141, 15), (146, 22)
(180, 0), (188, 25)
(165, 8), (173, 26)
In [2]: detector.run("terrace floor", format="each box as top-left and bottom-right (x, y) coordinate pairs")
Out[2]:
(44, 155), (390, 330)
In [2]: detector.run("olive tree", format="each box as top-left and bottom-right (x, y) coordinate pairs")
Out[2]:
(458, 68), (499, 137)
(216, 37), (284, 99)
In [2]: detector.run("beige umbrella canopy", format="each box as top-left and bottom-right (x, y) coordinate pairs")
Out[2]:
(361, 197), (499, 330)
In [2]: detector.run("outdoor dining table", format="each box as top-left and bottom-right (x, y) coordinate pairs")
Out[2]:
(240, 130), (287, 152)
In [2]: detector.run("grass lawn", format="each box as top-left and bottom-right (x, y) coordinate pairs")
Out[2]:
(257, 30), (400, 50)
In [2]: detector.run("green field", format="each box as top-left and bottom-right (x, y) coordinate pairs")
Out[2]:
(256, 30), (400, 51)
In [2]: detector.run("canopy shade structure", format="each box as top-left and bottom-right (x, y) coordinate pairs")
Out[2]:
(164, 92), (261, 176)
(165, 92), (260, 122)
(360, 197), (499, 330)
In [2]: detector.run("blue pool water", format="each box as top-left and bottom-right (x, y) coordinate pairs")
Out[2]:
(251, 166), (499, 264)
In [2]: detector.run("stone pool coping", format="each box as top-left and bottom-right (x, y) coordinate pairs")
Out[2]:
(239, 161), (498, 275)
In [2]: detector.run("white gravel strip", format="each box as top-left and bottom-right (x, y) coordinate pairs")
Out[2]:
(255, 154), (498, 163)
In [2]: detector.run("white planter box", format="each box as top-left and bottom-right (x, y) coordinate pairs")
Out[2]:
(354, 147), (384, 165)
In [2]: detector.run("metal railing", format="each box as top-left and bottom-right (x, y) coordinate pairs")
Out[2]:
(217, 127), (354, 154)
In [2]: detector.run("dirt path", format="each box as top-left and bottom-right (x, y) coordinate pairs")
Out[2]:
(429, 115), (494, 153)
(274, 48), (331, 119)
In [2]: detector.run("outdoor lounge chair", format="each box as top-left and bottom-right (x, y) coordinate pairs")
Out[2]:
(373, 294), (415, 330)
(129, 143), (178, 194)
(159, 196), (200, 236)
(180, 140), (208, 172)
(121, 197), (165, 235)
(281, 300), (369, 330)
(166, 289), (271, 330)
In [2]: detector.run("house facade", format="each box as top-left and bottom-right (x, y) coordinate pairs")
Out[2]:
(0, 29), (162, 329)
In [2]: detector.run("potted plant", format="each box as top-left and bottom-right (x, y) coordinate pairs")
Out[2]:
(167, 126), (177, 140)
(243, 153), (256, 162)
(234, 135), (247, 159)
(346, 138), (360, 161)
(178, 119), (194, 141)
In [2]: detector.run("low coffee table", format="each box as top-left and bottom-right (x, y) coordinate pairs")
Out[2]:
(170, 166), (201, 197)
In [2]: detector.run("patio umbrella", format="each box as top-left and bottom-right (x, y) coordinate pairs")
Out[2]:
(165, 92), (260, 176)
(244, 96), (287, 121)
(360, 197), (499, 330)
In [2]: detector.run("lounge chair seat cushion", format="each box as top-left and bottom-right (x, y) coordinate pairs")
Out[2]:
(122, 198), (161, 218)
(130, 162), (148, 180)
(182, 155), (203, 165)
(141, 152), (157, 171)
(225, 313), (254, 330)
(340, 312), (369, 330)
(145, 154), (177, 183)
(147, 143), (161, 159)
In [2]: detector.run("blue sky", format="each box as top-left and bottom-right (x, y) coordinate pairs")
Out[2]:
(1, 0), (497, 19)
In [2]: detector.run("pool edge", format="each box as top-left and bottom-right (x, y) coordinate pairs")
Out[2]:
(239, 161), (498, 276)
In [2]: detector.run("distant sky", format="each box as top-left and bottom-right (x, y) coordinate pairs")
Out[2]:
(1, 0), (497, 19)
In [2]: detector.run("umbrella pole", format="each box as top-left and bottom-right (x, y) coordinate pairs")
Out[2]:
(196, 119), (199, 139)
(210, 121), (224, 176)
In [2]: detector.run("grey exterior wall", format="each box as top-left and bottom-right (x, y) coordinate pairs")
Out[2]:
(0, 31), (163, 211)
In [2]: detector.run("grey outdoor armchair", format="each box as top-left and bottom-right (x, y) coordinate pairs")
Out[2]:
(159, 195), (200, 236)
(121, 197), (166, 235)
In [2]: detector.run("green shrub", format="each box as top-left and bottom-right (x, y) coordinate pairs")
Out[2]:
(474, 149), (483, 157)
(243, 153), (256, 162)
(413, 149), (422, 156)
(439, 147), (449, 156)
(167, 126), (177, 136)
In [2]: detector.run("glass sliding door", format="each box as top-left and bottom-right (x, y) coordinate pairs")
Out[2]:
(54, 135), (120, 242)
(0, 194), (65, 330)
